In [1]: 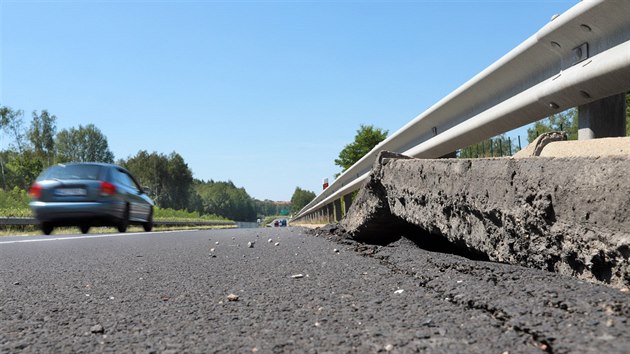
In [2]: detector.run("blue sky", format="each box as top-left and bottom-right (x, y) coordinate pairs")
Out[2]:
(1, 0), (575, 201)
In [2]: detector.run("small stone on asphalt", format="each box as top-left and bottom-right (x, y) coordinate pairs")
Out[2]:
(275, 242), (280, 246)
(394, 289), (404, 294)
(90, 324), (104, 334)
(291, 274), (304, 279)
(227, 293), (239, 301)
(248, 242), (254, 248)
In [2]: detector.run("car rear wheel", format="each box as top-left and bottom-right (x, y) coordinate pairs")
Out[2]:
(118, 205), (129, 233)
(143, 208), (153, 232)
(41, 222), (54, 235)
(80, 224), (90, 234)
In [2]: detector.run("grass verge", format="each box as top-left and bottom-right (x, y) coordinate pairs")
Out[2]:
(0, 224), (236, 237)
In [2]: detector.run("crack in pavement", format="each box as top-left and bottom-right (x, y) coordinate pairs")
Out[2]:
(356, 245), (556, 353)
(309, 226), (629, 354)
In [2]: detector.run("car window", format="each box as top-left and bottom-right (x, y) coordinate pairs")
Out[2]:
(117, 170), (138, 191)
(125, 173), (142, 192)
(39, 165), (102, 181)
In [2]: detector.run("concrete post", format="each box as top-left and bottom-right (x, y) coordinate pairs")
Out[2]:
(343, 194), (353, 216)
(333, 199), (342, 222)
(327, 204), (334, 224)
(578, 93), (627, 140)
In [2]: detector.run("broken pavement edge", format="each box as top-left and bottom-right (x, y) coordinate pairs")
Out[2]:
(339, 151), (630, 289)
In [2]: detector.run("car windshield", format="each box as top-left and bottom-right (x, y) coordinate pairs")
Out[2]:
(39, 165), (102, 181)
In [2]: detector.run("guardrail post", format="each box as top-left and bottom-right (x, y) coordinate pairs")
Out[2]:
(329, 204), (336, 223)
(578, 93), (627, 140)
(333, 199), (342, 222)
(343, 194), (353, 216)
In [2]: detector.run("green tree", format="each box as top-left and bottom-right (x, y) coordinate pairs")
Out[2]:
(121, 151), (194, 211)
(120, 150), (167, 205)
(290, 187), (316, 214)
(0, 106), (42, 189)
(335, 124), (388, 174)
(1, 107), (27, 153)
(56, 124), (114, 163)
(253, 199), (285, 218)
(195, 180), (256, 221)
(4, 150), (43, 190)
(28, 110), (57, 167)
(527, 108), (578, 143)
(164, 152), (193, 210)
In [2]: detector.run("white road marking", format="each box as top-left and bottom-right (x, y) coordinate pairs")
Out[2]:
(0, 230), (194, 245)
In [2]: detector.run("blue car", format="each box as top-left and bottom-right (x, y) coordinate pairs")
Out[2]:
(29, 163), (155, 235)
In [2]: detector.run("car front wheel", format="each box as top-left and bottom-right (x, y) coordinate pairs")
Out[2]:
(80, 224), (90, 234)
(118, 205), (129, 233)
(143, 208), (153, 232)
(41, 222), (54, 235)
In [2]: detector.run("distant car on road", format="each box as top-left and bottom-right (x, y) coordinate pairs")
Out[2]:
(270, 219), (287, 227)
(28, 162), (154, 235)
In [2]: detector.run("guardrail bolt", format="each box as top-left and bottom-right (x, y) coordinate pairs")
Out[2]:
(572, 43), (589, 65)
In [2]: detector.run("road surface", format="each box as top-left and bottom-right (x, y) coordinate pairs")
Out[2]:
(1, 227), (629, 353)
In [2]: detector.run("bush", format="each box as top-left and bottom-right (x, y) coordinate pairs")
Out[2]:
(153, 207), (229, 222)
(0, 187), (31, 217)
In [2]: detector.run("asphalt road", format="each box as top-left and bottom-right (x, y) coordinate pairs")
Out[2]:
(1, 227), (629, 353)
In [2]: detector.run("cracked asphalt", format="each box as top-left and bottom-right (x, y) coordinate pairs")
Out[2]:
(1, 227), (629, 353)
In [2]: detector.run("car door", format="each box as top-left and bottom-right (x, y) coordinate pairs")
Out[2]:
(115, 169), (144, 221)
(124, 171), (151, 220)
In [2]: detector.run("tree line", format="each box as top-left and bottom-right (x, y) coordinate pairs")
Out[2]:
(0, 104), (316, 221)
(0, 107), (114, 190)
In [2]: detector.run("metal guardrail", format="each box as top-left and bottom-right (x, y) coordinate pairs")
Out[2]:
(0, 217), (236, 228)
(293, 0), (630, 222)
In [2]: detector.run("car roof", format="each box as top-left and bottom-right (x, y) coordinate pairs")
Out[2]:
(51, 163), (133, 175)
(54, 162), (127, 170)
(56, 162), (115, 167)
